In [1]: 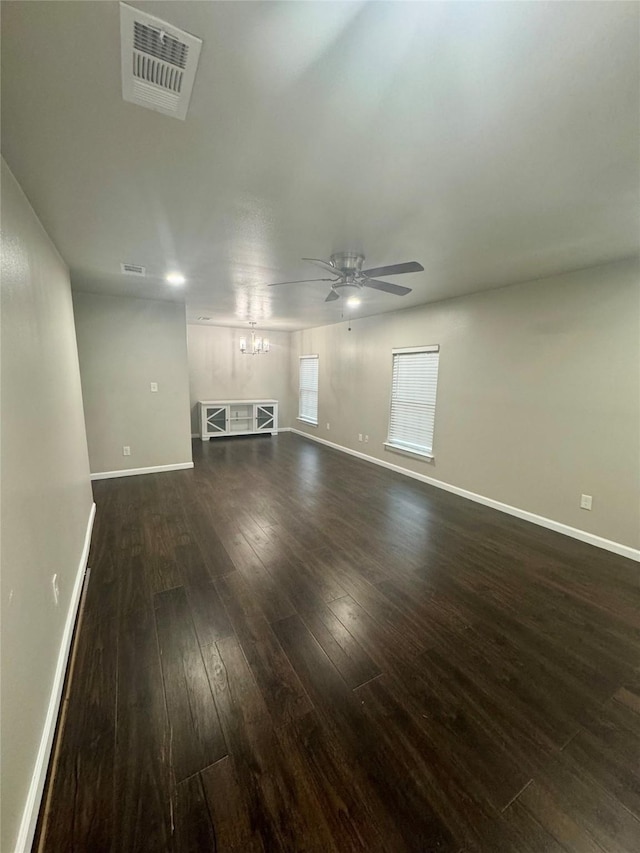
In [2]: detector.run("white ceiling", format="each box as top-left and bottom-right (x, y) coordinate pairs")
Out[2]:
(2, 1), (638, 330)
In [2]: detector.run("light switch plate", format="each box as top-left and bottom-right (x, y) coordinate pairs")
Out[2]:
(150, 382), (158, 392)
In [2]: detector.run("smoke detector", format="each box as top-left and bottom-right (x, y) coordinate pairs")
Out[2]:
(120, 3), (202, 120)
(120, 262), (146, 276)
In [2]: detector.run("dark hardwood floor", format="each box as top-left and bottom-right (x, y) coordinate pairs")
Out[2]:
(36, 433), (640, 852)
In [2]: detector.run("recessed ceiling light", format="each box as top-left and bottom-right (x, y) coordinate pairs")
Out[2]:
(346, 296), (361, 307)
(166, 272), (186, 286)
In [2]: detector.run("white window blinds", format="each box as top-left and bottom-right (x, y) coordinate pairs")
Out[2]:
(387, 346), (440, 456)
(298, 355), (319, 424)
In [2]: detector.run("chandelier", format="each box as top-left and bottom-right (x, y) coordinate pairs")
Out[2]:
(240, 322), (270, 356)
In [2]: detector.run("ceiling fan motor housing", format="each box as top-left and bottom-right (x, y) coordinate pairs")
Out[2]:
(330, 252), (365, 274)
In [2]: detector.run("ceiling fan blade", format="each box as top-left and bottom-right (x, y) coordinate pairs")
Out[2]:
(361, 261), (424, 278)
(325, 290), (340, 302)
(302, 257), (342, 276)
(268, 277), (338, 287)
(362, 278), (412, 296)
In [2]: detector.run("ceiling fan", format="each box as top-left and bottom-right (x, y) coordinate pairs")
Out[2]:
(268, 252), (424, 302)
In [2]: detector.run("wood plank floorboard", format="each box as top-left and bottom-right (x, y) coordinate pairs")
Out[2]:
(36, 434), (640, 852)
(38, 612), (117, 853)
(173, 772), (217, 853)
(154, 586), (227, 782)
(112, 604), (175, 853)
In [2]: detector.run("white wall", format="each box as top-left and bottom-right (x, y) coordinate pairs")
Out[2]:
(291, 259), (640, 551)
(1, 159), (94, 852)
(73, 292), (192, 475)
(187, 324), (293, 432)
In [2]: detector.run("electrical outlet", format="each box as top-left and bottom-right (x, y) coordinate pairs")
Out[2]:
(580, 494), (593, 510)
(150, 382), (158, 392)
(52, 574), (59, 606)
(123, 446), (131, 456)
(326, 422), (330, 430)
(364, 435), (369, 443)
(358, 433), (363, 442)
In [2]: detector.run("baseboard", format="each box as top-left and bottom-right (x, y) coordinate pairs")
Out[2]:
(15, 501), (96, 853)
(289, 429), (639, 562)
(193, 430), (290, 438)
(90, 461), (194, 480)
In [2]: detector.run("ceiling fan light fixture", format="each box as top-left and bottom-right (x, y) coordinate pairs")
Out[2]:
(347, 296), (361, 307)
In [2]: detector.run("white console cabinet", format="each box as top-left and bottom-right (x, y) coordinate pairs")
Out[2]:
(199, 399), (278, 440)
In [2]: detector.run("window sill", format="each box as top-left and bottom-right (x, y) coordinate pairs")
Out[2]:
(384, 442), (434, 462)
(297, 417), (318, 427)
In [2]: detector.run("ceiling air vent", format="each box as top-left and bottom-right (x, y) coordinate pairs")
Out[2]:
(121, 262), (146, 276)
(120, 3), (202, 121)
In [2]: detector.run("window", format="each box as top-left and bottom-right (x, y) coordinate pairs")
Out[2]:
(386, 345), (440, 458)
(298, 355), (319, 425)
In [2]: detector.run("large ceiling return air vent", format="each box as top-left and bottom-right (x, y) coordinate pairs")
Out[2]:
(120, 3), (202, 120)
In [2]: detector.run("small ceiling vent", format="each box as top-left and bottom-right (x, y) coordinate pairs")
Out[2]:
(120, 3), (202, 121)
(121, 262), (146, 276)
